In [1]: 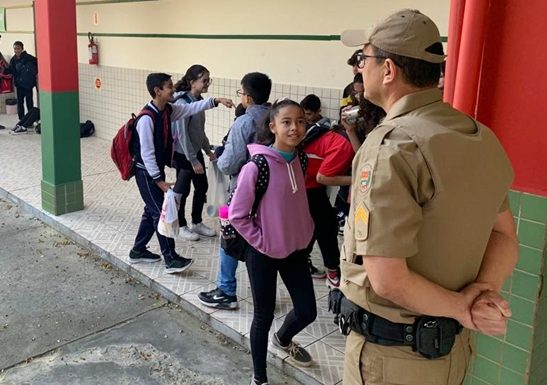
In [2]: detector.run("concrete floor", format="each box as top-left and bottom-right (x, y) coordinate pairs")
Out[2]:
(0, 198), (302, 385)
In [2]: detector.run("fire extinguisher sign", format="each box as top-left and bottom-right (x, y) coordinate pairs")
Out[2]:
(95, 77), (102, 90)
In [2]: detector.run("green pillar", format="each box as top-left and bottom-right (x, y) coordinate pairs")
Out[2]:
(35, 0), (83, 215)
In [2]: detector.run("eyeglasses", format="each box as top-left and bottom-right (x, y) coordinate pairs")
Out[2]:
(236, 89), (247, 97)
(355, 53), (402, 68)
(202, 78), (213, 85)
(355, 52), (390, 69)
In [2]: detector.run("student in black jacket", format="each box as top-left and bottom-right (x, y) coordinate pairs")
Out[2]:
(3, 41), (37, 131)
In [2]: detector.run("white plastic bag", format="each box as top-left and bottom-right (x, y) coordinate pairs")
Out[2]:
(206, 160), (229, 217)
(158, 189), (179, 238)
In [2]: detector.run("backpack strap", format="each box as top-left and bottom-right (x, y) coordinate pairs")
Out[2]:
(227, 154), (270, 217)
(248, 154), (269, 216)
(180, 93), (193, 104)
(297, 149), (308, 175)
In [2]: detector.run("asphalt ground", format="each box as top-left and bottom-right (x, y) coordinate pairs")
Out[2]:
(0, 198), (301, 385)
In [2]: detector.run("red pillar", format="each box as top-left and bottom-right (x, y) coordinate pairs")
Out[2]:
(34, 0), (83, 214)
(450, 0), (490, 115)
(476, 0), (547, 195)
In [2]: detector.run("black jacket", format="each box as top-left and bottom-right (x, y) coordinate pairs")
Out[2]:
(4, 51), (37, 89)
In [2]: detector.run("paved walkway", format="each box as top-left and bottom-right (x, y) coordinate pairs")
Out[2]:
(0, 114), (345, 385)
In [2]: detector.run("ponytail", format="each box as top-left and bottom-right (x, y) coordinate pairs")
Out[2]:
(174, 76), (191, 92)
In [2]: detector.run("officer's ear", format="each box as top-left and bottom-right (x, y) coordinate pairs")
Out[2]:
(382, 59), (398, 85)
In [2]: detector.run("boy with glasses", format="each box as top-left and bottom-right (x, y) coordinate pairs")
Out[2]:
(198, 72), (272, 310)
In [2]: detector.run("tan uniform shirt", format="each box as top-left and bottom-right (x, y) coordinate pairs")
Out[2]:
(340, 88), (513, 324)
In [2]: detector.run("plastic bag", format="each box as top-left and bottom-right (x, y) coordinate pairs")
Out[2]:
(206, 160), (229, 217)
(158, 189), (179, 238)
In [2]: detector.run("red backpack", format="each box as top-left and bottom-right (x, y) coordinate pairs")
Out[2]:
(110, 110), (154, 181)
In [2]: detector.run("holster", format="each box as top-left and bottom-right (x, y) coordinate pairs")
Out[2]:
(327, 289), (462, 359)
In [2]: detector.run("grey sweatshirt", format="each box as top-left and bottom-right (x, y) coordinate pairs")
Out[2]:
(217, 104), (270, 192)
(171, 91), (212, 166)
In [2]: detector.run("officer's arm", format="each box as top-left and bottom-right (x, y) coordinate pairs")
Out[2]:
(363, 256), (488, 331)
(475, 209), (518, 291)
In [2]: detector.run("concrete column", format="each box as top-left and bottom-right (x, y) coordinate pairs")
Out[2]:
(34, 0), (83, 215)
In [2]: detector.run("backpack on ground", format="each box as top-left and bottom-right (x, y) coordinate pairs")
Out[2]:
(110, 110), (154, 181)
(80, 120), (95, 138)
(220, 150), (308, 261)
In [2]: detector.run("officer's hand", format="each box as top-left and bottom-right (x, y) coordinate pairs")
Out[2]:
(457, 282), (493, 331)
(471, 290), (511, 336)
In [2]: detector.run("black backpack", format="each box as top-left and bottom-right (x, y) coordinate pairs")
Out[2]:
(80, 120), (95, 138)
(220, 151), (308, 261)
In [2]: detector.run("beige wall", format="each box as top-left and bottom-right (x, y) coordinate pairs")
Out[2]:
(1, 6), (35, 57)
(74, 0), (449, 88)
(1, 0), (448, 140)
(2, 0), (448, 88)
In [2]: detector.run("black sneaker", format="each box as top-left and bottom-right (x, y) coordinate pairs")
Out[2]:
(197, 287), (238, 310)
(165, 257), (193, 274)
(129, 248), (161, 264)
(307, 258), (326, 279)
(11, 125), (27, 135)
(271, 332), (313, 367)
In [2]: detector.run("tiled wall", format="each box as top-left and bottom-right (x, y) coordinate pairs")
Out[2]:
(465, 191), (546, 385)
(79, 64), (343, 144)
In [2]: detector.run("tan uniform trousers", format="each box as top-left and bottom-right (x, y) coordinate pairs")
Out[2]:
(343, 329), (473, 385)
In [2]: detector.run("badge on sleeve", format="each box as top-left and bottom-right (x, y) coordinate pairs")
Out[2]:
(359, 164), (373, 193)
(354, 202), (369, 240)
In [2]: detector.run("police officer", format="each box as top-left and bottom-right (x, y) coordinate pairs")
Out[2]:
(338, 9), (518, 385)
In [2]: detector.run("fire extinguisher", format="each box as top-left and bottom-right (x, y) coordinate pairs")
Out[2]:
(88, 32), (99, 65)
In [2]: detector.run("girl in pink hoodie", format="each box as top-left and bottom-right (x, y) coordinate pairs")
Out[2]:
(229, 99), (317, 385)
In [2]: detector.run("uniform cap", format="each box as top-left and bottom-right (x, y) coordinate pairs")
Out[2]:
(341, 9), (446, 64)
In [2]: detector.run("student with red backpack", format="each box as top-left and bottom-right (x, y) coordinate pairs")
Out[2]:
(129, 72), (233, 274)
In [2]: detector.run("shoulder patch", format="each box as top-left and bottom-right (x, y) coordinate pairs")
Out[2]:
(359, 164), (373, 194)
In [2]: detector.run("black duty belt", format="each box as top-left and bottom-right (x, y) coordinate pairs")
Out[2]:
(328, 289), (462, 359)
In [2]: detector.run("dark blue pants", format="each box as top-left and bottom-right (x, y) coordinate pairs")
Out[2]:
(246, 247), (317, 382)
(132, 167), (177, 262)
(16, 86), (34, 120)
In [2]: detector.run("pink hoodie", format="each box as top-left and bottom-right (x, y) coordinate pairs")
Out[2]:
(229, 144), (314, 259)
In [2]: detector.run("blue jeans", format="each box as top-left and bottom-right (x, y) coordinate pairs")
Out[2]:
(216, 247), (238, 296)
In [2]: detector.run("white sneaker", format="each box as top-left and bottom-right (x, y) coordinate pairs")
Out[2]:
(179, 226), (200, 241)
(191, 222), (216, 237)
